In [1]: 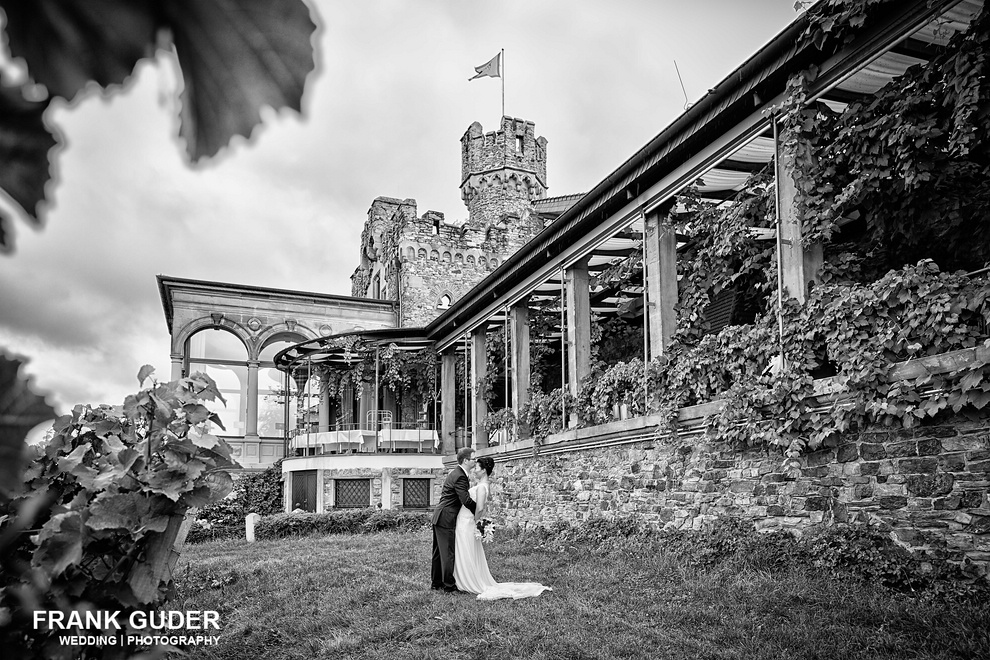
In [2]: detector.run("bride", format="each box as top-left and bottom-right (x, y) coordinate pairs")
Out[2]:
(453, 456), (552, 600)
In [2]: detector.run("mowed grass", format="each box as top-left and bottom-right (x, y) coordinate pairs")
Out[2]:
(173, 530), (989, 660)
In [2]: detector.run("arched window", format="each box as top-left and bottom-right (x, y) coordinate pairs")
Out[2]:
(185, 329), (249, 436)
(437, 294), (452, 310)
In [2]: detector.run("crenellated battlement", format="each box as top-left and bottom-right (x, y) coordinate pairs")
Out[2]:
(351, 117), (550, 327)
(461, 116), (547, 193)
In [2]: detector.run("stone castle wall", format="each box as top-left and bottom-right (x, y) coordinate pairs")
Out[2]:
(483, 416), (990, 573)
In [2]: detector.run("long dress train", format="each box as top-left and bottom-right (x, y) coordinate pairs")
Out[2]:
(453, 483), (552, 600)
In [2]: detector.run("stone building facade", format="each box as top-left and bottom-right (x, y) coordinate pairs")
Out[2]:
(350, 116), (552, 327)
(477, 412), (990, 573)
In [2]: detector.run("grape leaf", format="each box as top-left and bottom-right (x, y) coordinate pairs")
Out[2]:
(203, 470), (233, 501)
(183, 403), (211, 424)
(32, 511), (84, 576)
(137, 365), (155, 385)
(0, 74), (57, 237)
(1, 0), (157, 102)
(161, 0), (317, 160)
(0, 353), (56, 494)
(87, 492), (169, 535)
(57, 444), (90, 474)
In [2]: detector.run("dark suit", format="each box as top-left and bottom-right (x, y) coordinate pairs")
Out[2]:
(431, 465), (477, 590)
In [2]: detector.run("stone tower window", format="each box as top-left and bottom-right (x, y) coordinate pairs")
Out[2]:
(515, 136), (523, 153)
(437, 294), (452, 310)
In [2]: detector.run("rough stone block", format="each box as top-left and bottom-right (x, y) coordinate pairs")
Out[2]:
(860, 443), (887, 460)
(879, 496), (908, 509)
(728, 482), (756, 494)
(905, 473), (954, 497)
(968, 460), (990, 473)
(939, 453), (966, 471)
(960, 491), (985, 508)
(899, 457), (938, 474)
(968, 514), (990, 534)
(933, 495), (962, 510)
(805, 496), (828, 511)
(860, 462), (880, 476)
(941, 437), (974, 452)
(855, 484), (874, 500)
(906, 497), (934, 510)
(836, 444), (858, 463)
(916, 438), (941, 456)
(885, 441), (918, 458)
(967, 449), (990, 462)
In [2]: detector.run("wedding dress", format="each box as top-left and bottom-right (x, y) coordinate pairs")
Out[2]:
(453, 482), (552, 600)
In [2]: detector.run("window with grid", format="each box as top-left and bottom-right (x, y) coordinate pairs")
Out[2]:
(334, 479), (370, 508)
(403, 478), (430, 509)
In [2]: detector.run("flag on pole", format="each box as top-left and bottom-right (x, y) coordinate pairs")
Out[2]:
(468, 52), (501, 81)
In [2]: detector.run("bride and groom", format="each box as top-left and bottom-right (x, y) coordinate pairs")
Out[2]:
(430, 447), (552, 600)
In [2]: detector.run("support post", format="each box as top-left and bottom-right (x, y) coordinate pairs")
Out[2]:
(170, 354), (184, 381)
(245, 360), (259, 438)
(318, 372), (330, 432)
(644, 208), (678, 356)
(565, 258), (591, 426)
(776, 125), (823, 303)
(510, 299), (531, 436)
(471, 327), (488, 449)
(440, 352), (457, 456)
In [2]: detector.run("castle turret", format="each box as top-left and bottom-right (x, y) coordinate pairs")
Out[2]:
(460, 117), (548, 227)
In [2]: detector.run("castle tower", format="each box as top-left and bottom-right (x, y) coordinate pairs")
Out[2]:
(353, 117), (552, 328)
(460, 116), (548, 228)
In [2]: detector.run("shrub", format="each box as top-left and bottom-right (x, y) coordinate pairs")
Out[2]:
(187, 460), (284, 543)
(362, 509), (431, 533)
(251, 508), (432, 540)
(255, 508), (377, 540)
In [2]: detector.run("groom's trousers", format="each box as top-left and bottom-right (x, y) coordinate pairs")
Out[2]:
(431, 524), (457, 590)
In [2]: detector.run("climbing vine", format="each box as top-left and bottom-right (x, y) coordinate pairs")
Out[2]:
(520, 5), (990, 446)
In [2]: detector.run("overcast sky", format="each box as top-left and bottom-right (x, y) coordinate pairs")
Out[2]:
(0, 0), (799, 417)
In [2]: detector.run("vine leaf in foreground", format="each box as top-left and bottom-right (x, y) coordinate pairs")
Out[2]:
(0, 75), (57, 236)
(162, 0), (317, 161)
(0, 353), (56, 497)
(0, 0), (316, 250)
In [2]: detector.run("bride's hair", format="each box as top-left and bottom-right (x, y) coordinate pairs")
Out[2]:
(477, 456), (495, 476)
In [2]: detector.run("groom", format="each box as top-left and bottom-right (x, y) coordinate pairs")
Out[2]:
(431, 447), (477, 592)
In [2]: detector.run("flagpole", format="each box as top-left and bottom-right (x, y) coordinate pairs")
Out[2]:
(501, 48), (505, 118)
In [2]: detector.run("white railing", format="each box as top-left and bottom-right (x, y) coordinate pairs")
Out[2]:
(289, 412), (438, 454)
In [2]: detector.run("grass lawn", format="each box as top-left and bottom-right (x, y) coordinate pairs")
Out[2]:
(172, 530), (989, 660)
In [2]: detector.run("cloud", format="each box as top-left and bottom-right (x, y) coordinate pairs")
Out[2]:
(0, 0), (799, 414)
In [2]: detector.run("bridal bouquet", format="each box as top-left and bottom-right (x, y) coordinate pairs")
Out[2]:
(475, 518), (494, 543)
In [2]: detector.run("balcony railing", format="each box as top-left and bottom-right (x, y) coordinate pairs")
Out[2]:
(289, 418), (439, 455)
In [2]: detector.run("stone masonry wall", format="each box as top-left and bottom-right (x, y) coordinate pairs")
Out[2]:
(321, 466), (446, 510)
(487, 418), (990, 573)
